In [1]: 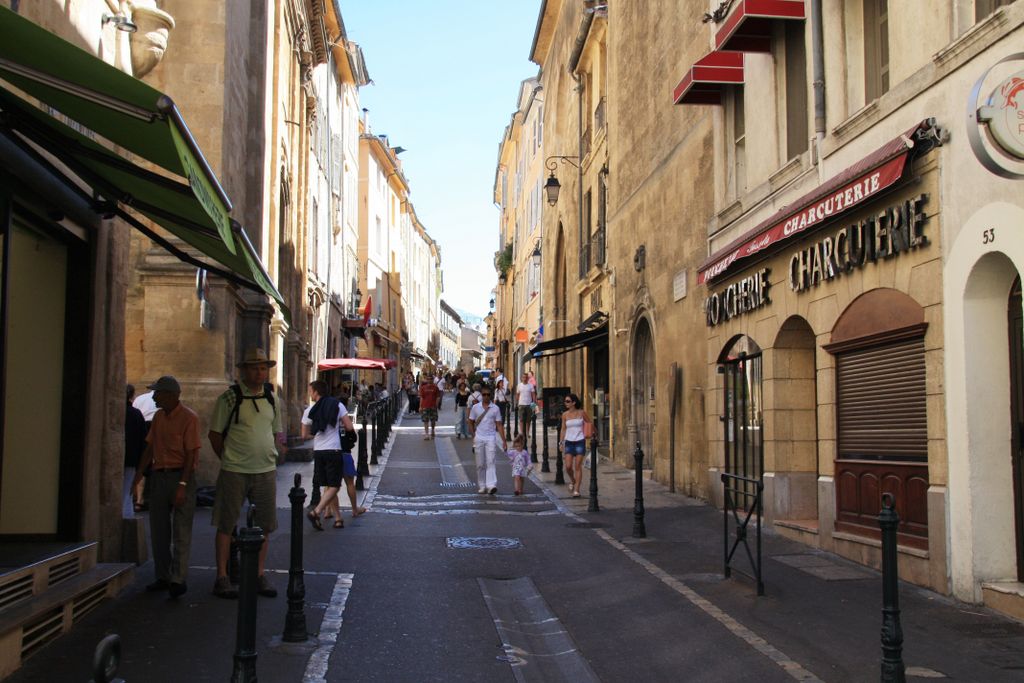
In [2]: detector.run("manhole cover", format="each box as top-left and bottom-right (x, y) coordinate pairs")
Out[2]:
(446, 536), (522, 550)
(565, 522), (611, 529)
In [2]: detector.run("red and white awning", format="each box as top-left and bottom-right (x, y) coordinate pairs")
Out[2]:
(715, 0), (806, 53)
(673, 51), (744, 105)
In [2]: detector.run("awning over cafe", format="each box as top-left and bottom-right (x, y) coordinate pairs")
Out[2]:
(317, 358), (391, 372)
(673, 51), (744, 106)
(529, 322), (608, 359)
(0, 7), (287, 317)
(714, 0), (806, 53)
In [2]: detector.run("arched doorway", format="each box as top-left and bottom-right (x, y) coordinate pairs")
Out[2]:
(718, 335), (763, 493)
(632, 316), (656, 461)
(1010, 276), (1023, 580)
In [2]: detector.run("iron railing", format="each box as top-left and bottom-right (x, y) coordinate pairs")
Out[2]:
(721, 471), (764, 595)
(578, 241), (591, 280)
(591, 227), (605, 267)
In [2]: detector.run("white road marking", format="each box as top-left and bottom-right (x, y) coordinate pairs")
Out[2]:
(302, 572), (354, 683)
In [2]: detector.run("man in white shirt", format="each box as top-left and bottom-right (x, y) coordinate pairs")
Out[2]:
(302, 380), (364, 529)
(516, 372), (537, 437)
(469, 386), (506, 494)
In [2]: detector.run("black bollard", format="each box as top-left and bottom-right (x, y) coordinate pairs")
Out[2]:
(231, 506), (264, 683)
(879, 493), (905, 683)
(228, 525), (241, 585)
(530, 411), (538, 463)
(504, 403), (511, 440)
(542, 415), (550, 472)
(90, 634), (123, 683)
(588, 438), (600, 512)
(355, 411), (369, 491)
(283, 473), (308, 643)
(514, 403), (520, 437)
(632, 441), (647, 538)
(370, 403), (380, 466)
(555, 438), (565, 485)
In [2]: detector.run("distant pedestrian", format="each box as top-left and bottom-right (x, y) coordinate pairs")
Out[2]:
(516, 372), (536, 439)
(559, 393), (593, 498)
(419, 374), (440, 439)
(303, 380), (364, 530)
(468, 383), (483, 452)
(470, 386), (506, 494)
(505, 433), (532, 496)
(208, 348), (286, 599)
(454, 380), (471, 439)
(132, 376), (200, 598)
(124, 385), (147, 516)
(493, 368), (509, 430)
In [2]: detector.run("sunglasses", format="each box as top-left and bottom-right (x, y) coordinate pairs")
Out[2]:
(482, 393), (492, 397)
(564, 399), (573, 404)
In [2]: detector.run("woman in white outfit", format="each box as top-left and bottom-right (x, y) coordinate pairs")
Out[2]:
(469, 387), (507, 494)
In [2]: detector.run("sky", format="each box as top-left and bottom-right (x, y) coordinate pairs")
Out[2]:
(339, 0), (543, 320)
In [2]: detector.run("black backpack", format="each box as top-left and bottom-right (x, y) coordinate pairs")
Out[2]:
(222, 383), (276, 436)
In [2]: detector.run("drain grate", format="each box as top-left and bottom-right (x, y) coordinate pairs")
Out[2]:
(566, 522), (611, 529)
(446, 536), (522, 550)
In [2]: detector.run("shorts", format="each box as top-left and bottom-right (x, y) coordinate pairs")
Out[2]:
(518, 404), (535, 423)
(421, 408), (438, 423)
(212, 469), (278, 534)
(314, 450), (356, 487)
(564, 439), (586, 456)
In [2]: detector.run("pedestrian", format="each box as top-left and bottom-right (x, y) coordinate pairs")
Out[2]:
(559, 393), (593, 498)
(303, 380), (364, 530)
(208, 348), (286, 599)
(132, 376), (200, 598)
(468, 382), (483, 452)
(469, 386), (506, 494)
(419, 374), (440, 440)
(516, 372), (536, 440)
(505, 433), (532, 496)
(454, 379), (471, 439)
(435, 374), (445, 409)
(131, 386), (158, 511)
(124, 385), (147, 516)
(408, 378), (420, 414)
(493, 367), (509, 432)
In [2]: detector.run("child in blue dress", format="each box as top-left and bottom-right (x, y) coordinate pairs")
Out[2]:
(506, 434), (532, 496)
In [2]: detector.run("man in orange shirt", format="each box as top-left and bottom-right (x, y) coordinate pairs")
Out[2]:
(132, 375), (201, 599)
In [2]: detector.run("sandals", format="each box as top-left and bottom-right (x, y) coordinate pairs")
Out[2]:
(352, 507), (367, 518)
(307, 510), (323, 531)
(333, 519), (344, 529)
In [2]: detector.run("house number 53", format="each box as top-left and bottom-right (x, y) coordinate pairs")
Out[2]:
(982, 228), (995, 244)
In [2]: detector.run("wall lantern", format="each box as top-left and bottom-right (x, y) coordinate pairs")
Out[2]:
(499, 272), (508, 286)
(543, 155), (580, 206)
(102, 12), (138, 32)
(531, 241), (541, 270)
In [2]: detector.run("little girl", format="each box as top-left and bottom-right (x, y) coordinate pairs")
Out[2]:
(506, 434), (532, 496)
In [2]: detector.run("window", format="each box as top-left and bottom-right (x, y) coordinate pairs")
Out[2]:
(864, 0), (890, 102)
(375, 217), (382, 253)
(732, 92), (747, 194)
(784, 20), (809, 160)
(976, 0), (1014, 21)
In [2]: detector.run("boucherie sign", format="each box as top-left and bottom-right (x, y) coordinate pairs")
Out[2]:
(698, 153), (909, 285)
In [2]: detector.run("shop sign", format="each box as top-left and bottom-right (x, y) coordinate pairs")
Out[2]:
(704, 268), (770, 327)
(789, 194), (928, 292)
(968, 53), (1024, 179)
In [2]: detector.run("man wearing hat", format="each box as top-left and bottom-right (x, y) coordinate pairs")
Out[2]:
(208, 348), (286, 599)
(132, 375), (201, 599)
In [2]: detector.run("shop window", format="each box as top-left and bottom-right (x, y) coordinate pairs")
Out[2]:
(718, 335), (764, 491)
(826, 288), (929, 547)
(783, 20), (809, 160)
(976, 0), (1014, 21)
(729, 91), (748, 195)
(863, 0), (890, 102)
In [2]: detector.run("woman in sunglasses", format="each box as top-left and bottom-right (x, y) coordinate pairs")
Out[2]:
(559, 393), (593, 497)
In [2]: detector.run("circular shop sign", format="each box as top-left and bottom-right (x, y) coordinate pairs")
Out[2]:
(968, 53), (1024, 178)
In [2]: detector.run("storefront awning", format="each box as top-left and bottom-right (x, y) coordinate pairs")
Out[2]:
(698, 120), (936, 285)
(715, 0), (806, 53)
(673, 51), (744, 106)
(529, 322), (608, 359)
(0, 7), (287, 317)
(317, 358), (390, 372)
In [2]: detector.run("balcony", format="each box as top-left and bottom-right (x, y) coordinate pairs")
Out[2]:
(591, 227), (605, 267)
(580, 125), (591, 159)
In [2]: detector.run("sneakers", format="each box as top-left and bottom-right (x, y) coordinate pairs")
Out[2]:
(477, 487), (487, 494)
(146, 578), (169, 592)
(257, 574), (277, 598)
(489, 487), (498, 495)
(168, 582), (187, 598)
(212, 576), (238, 599)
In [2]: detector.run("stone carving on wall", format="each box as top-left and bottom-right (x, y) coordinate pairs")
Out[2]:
(128, 1), (175, 78)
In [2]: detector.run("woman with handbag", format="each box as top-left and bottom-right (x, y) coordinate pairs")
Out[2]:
(559, 393), (593, 498)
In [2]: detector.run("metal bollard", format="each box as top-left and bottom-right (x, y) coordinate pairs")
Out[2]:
(541, 415), (550, 472)
(588, 438), (600, 513)
(632, 441), (647, 538)
(514, 403), (520, 437)
(555, 437), (565, 485)
(283, 473), (308, 643)
(231, 506), (264, 683)
(530, 411), (538, 463)
(228, 526), (240, 585)
(89, 634), (123, 683)
(355, 411), (369, 491)
(370, 403), (380, 466)
(879, 493), (905, 683)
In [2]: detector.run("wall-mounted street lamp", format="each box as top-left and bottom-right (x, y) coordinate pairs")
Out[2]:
(354, 287), (362, 312)
(544, 156), (580, 205)
(489, 297), (495, 309)
(531, 241), (541, 270)
(499, 272), (508, 286)
(102, 12), (138, 33)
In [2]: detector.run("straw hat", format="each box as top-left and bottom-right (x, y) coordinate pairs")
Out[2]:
(236, 348), (277, 368)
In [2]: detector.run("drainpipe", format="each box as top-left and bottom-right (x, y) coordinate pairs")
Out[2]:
(568, 9), (592, 384)
(810, 0), (826, 183)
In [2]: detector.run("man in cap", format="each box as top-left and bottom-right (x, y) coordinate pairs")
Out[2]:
(132, 375), (201, 598)
(208, 349), (286, 599)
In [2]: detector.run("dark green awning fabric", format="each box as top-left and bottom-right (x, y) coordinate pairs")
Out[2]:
(0, 6), (287, 318)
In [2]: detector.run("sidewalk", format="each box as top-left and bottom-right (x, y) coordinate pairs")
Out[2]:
(527, 442), (1024, 681)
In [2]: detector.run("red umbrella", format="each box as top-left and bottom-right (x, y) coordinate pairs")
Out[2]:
(317, 358), (389, 371)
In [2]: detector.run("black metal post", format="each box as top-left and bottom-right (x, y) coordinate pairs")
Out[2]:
(355, 411), (369, 491)
(283, 473), (308, 643)
(370, 402), (380, 466)
(228, 525), (240, 585)
(555, 438), (565, 485)
(504, 402), (511, 440)
(879, 493), (906, 683)
(588, 438), (599, 512)
(90, 634), (123, 683)
(530, 410), (538, 463)
(632, 441), (647, 538)
(514, 402), (520, 436)
(231, 507), (264, 683)
(541, 414), (550, 472)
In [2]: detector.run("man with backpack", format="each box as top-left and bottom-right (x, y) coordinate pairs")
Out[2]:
(207, 348), (286, 599)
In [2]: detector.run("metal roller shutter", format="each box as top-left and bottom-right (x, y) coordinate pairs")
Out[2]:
(837, 337), (927, 461)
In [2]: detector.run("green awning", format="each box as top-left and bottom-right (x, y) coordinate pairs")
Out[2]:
(0, 6), (287, 317)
